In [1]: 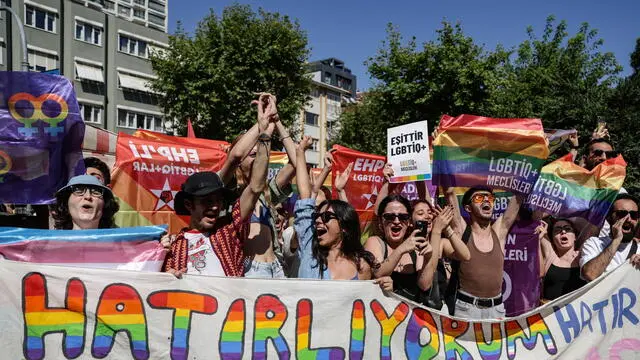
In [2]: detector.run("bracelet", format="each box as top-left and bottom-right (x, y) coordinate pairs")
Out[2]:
(280, 135), (291, 141)
(258, 133), (272, 143)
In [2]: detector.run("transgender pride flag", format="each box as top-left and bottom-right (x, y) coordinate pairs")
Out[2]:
(0, 226), (168, 271)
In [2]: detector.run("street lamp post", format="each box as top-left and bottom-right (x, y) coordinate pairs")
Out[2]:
(0, 5), (30, 71)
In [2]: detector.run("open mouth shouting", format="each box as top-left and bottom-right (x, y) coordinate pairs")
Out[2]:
(389, 224), (404, 239)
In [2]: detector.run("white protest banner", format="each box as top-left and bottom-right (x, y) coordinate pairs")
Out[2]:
(1, 259), (639, 359)
(387, 121), (431, 183)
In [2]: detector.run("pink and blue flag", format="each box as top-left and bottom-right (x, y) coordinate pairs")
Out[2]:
(0, 71), (85, 204)
(0, 226), (168, 271)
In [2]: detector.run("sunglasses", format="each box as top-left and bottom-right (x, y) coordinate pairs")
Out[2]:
(471, 193), (495, 204)
(613, 210), (639, 220)
(313, 211), (339, 223)
(590, 149), (619, 159)
(382, 213), (411, 222)
(552, 225), (575, 235)
(70, 185), (104, 199)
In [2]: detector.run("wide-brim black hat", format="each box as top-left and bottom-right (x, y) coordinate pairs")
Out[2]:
(174, 172), (235, 215)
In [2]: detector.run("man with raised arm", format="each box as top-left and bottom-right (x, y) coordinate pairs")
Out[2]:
(163, 94), (275, 278)
(445, 186), (522, 319)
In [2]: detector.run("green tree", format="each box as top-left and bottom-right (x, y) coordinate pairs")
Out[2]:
(335, 22), (508, 154)
(607, 38), (640, 196)
(488, 16), (622, 135)
(149, 4), (310, 140)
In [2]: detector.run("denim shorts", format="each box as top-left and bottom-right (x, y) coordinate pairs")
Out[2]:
(243, 258), (286, 279)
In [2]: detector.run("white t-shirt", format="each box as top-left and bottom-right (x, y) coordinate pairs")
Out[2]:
(185, 230), (225, 276)
(580, 235), (638, 274)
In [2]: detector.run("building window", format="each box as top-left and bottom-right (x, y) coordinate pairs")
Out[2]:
(118, 5), (131, 17)
(118, 109), (163, 132)
(310, 88), (320, 98)
(28, 49), (58, 72)
(305, 111), (319, 126)
(0, 41), (4, 65)
(25, 5), (56, 33)
(75, 21), (103, 46)
(79, 103), (103, 124)
(148, 0), (165, 13)
(133, 8), (145, 19)
(327, 93), (341, 102)
(104, 1), (115, 11)
(119, 35), (147, 58)
(323, 72), (332, 84)
(133, 0), (146, 5)
(311, 138), (319, 152)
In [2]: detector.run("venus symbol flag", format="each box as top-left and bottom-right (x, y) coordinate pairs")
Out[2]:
(111, 131), (229, 233)
(0, 71), (85, 203)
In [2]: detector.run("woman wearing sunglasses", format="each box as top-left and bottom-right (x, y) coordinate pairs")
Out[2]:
(537, 219), (587, 302)
(293, 137), (390, 289)
(364, 194), (455, 304)
(52, 175), (119, 230)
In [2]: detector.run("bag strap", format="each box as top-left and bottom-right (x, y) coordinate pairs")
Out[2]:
(626, 241), (638, 260)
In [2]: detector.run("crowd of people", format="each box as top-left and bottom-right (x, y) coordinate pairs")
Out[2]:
(6, 93), (640, 320)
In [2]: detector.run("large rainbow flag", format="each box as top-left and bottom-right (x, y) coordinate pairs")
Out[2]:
(433, 114), (549, 196)
(525, 154), (626, 227)
(111, 131), (228, 233)
(0, 226), (167, 271)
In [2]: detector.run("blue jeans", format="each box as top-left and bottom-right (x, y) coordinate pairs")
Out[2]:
(243, 259), (286, 279)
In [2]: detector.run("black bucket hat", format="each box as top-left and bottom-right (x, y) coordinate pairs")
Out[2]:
(174, 172), (235, 215)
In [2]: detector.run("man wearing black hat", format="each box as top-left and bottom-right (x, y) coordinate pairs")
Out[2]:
(163, 96), (276, 278)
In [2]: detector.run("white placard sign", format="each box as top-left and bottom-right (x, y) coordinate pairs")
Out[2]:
(387, 120), (431, 183)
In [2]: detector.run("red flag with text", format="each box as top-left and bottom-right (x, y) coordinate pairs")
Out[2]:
(331, 145), (386, 239)
(111, 130), (229, 233)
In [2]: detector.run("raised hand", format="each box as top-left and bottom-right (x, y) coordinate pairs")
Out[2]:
(535, 221), (549, 240)
(297, 135), (313, 152)
(592, 122), (609, 139)
(252, 93), (278, 131)
(324, 151), (335, 170)
(335, 162), (353, 192)
(568, 133), (579, 148)
(432, 205), (454, 233)
(383, 163), (394, 182)
(611, 214), (630, 241)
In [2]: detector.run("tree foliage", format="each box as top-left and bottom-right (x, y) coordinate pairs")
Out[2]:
(149, 4), (310, 140)
(335, 22), (508, 154)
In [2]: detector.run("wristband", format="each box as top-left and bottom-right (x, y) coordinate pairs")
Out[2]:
(258, 133), (272, 142)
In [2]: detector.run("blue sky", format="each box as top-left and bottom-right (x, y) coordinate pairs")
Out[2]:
(169, 0), (640, 90)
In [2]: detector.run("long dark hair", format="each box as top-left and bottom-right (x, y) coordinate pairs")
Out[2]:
(377, 194), (413, 218)
(53, 188), (120, 229)
(313, 199), (378, 278)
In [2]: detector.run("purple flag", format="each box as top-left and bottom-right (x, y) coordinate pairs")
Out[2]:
(0, 72), (85, 204)
(399, 180), (436, 202)
(502, 219), (541, 317)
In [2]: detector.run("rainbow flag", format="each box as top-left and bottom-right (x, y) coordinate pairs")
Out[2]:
(525, 154), (626, 227)
(433, 114), (549, 196)
(545, 129), (577, 154)
(0, 226), (167, 271)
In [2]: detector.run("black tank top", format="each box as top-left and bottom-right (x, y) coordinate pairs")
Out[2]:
(542, 265), (587, 300)
(381, 239), (445, 304)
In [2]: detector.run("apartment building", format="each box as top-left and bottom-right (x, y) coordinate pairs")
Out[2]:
(0, 0), (169, 134)
(300, 58), (357, 167)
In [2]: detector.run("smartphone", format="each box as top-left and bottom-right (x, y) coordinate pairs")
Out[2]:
(414, 220), (428, 237)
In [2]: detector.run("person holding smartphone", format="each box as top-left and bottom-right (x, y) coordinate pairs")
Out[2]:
(365, 194), (452, 305)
